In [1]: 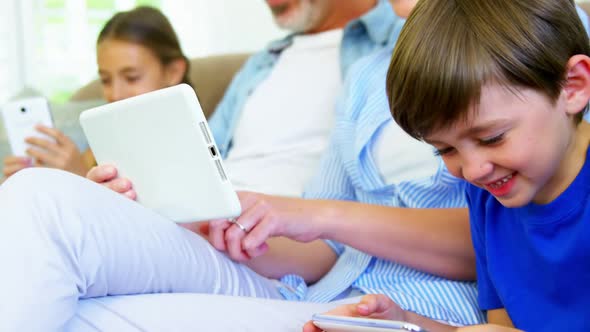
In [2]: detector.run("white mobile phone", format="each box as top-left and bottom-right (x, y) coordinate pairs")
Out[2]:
(1, 97), (54, 156)
(312, 314), (428, 332)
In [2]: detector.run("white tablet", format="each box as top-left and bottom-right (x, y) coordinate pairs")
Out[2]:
(312, 314), (428, 332)
(79, 84), (241, 223)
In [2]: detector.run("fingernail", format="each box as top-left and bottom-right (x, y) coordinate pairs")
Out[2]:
(104, 166), (115, 173)
(358, 304), (369, 312)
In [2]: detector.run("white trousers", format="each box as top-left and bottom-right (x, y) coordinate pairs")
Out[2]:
(0, 168), (290, 331)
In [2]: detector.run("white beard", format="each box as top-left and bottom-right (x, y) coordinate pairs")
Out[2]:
(273, 0), (323, 33)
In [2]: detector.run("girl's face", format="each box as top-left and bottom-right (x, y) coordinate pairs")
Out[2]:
(97, 39), (182, 103)
(425, 84), (584, 207)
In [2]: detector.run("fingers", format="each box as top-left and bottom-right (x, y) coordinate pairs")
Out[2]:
(26, 125), (74, 156)
(2, 156), (32, 177)
(224, 218), (253, 262)
(301, 303), (359, 331)
(244, 241), (269, 258)
(86, 165), (136, 198)
(25, 137), (62, 155)
(224, 201), (274, 261)
(34, 125), (70, 146)
(357, 294), (392, 316)
(122, 189), (137, 200)
(87, 165), (117, 183)
(302, 321), (322, 332)
(26, 147), (58, 167)
(242, 216), (274, 257)
(106, 177), (134, 194)
(26, 128), (82, 172)
(208, 192), (305, 262)
(208, 218), (232, 251)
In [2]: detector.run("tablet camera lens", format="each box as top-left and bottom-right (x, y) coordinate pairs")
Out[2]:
(20, 107), (26, 113)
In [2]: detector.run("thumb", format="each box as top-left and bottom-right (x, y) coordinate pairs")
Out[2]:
(356, 295), (391, 316)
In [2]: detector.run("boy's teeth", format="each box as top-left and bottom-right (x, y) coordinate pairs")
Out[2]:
(490, 174), (513, 188)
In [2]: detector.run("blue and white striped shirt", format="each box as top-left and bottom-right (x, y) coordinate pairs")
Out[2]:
(278, 47), (485, 326)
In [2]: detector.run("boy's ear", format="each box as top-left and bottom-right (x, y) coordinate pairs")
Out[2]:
(564, 55), (590, 116)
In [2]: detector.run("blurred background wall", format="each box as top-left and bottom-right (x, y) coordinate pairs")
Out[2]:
(0, 0), (285, 104)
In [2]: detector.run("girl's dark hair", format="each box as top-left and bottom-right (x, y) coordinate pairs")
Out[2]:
(98, 6), (192, 87)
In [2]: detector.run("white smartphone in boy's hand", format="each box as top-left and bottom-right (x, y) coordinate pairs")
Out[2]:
(312, 314), (428, 332)
(1, 97), (54, 156)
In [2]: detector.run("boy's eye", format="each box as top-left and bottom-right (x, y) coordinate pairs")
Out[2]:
(480, 133), (505, 146)
(434, 146), (455, 156)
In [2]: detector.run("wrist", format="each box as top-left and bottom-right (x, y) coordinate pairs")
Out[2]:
(312, 200), (342, 240)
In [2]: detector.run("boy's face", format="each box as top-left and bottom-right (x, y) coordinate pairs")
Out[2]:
(425, 84), (576, 207)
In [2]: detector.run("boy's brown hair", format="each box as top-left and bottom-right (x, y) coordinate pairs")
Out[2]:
(387, 0), (590, 140)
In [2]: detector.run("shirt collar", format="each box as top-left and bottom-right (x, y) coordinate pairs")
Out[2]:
(267, 34), (295, 54)
(353, 0), (399, 47)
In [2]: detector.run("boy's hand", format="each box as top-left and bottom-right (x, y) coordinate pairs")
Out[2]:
(25, 125), (88, 176)
(206, 191), (324, 262)
(303, 294), (406, 332)
(86, 164), (137, 200)
(2, 155), (32, 178)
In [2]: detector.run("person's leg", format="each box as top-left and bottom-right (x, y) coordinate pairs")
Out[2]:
(69, 294), (343, 332)
(0, 168), (281, 332)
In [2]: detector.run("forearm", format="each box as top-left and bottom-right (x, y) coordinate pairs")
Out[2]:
(314, 200), (475, 280)
(244, 238), (337, 283)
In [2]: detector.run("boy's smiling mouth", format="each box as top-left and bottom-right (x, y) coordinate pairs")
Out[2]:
(484, 173), (517, 197)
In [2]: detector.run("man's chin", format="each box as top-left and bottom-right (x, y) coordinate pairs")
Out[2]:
(274, 18), (309, 32)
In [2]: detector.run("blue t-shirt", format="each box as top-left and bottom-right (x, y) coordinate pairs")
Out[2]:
(465, 149), (590, 331)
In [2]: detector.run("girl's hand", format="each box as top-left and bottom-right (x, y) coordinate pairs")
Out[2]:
(25, 125), (89, 176)
(86, 164), (136, 200)
(2, 155), (32, 178)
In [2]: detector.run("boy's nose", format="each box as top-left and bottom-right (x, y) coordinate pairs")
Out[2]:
(461, 154), (494, 184)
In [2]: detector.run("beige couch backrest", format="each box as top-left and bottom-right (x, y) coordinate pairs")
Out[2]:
(581, 3), (590, 23)
(70, 53), (250, 118)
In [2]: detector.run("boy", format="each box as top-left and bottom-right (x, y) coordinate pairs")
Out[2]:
(306, 0), (590, 331)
